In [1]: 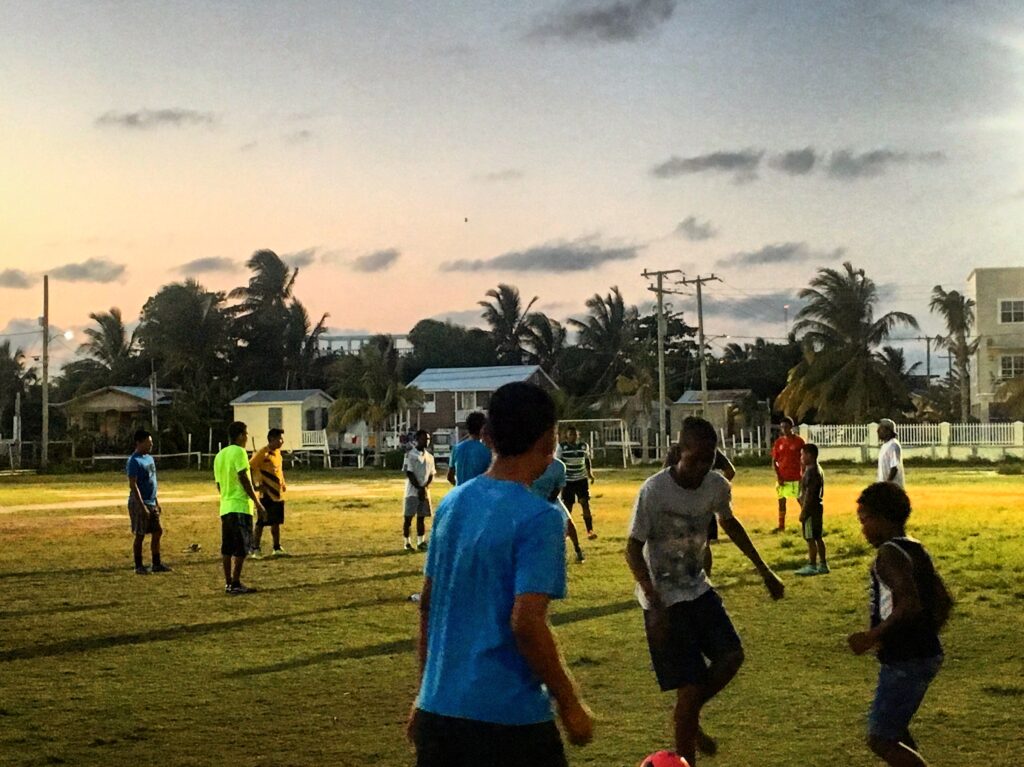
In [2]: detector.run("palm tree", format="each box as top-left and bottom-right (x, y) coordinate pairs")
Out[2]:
(776, 262), (918, 422)
(569, 286), (639, 393)
(930, 286), (977, 420)
(479, 284), (538, 364)
(282, 300), (329, 389)
(0, 340), (29, 435)
(523, 313), (567, 376)
(78, 307), (137, 382)
(616, 366), (655, 463)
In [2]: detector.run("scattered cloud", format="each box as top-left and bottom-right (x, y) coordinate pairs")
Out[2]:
(95, 108), (216, 130)
(0, 269), (36, 289)
(771, 147), (819, 175)
(351, 248), (401, 273)
(428, 308), (487, 327)
(528, 0), (676, 44)
(177, 257), (237, 274)
(716, 242), (845, 267)
(320, 249), (348, 265)
(439, 236), (641, 272)
(675, 216), (718, 241)
(477, 168), (525, 183)
(651, 149), (764, 182)
(826, 149), (946, 180)
(50, 258), (125, 283)
(282, 248), (318, 268)
(283, 129), (314, 144)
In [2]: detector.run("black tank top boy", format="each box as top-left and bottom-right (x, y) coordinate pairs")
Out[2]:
(869, 537), (943, 663)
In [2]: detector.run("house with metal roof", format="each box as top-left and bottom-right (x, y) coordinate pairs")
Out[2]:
(408, 365), (558, 433)
(61, 386), (176, 440)
(229, 389), (334, 457)
(670, 388), (767, 439)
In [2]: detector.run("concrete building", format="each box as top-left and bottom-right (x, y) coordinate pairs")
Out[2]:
(229, 390), (334, 458)
(967, 267), (1024, 422)
(669, 389), (767, 439)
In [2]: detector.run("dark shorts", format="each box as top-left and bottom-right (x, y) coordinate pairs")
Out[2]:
(404, 496), (432, 519)
(644, 589), (743, 691)
(707, 515), (719, 541)
(801, 508), (823, 540)
(257, 498), (285, 527)
(561, 479), (590, 507)
(868, 655), (942, 741)
(413, 709), (566, 767)
(128, 497), (162, 536)
(220, 512), (253, 557)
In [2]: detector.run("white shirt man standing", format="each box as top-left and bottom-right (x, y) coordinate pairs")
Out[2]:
(876, 419), (905, 488)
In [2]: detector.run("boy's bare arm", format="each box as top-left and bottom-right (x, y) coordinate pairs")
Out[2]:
(237, 470), (265, 513)
(417, 577), (432, 676)
(719, 517), (784, 599)
(848, 545), (921, 654)
(625, 538), (659, 606)
(128, 475), (147, 507)
(511, 593), (593, 746)
(446, 467), (456, 486)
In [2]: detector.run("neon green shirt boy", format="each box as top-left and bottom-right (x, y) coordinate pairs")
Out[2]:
(214, 444), (254, 516)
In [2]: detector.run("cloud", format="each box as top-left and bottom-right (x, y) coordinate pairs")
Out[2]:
(826, 149), (946, 180)
(651, 149), (764, 182)
(439, 236), (641, 272)
(95, 108), (216, 130)
(771, 147), (819, 175)
(282, 248), (318, 268)
(177, 257), (237, 274)
(50, 259), (125, 283)
(717, 242), (845, 267)
(283, 129), (314, 144)
(0, 269), (36, 289)
(428, 308), (488, 327)
(351, 248), (401, 273)
(528, 0), (676, 43)
(477, 169), (525, 182)
(675, 216), (717, 241)
(704, 292), (803, 323)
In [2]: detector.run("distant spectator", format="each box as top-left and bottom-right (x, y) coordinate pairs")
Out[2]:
(877, 419), (905, 487)
(404, 430), (436, 552)
(771, 417), (805, 532)
(447, 412), (491, 486)
(126, 430), (170, 574)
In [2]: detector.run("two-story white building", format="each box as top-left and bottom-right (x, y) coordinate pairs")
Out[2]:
(967, 267), (1024, 422)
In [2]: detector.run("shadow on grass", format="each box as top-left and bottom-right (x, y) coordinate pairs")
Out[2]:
(232, 599), (639, 678)
(0, 601), (121, 620)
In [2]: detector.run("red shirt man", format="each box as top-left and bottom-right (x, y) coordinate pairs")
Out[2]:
(771, 417), (805, 532)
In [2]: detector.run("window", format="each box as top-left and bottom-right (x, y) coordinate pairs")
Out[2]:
(1000, 355), (1024, 380)
(457, 391), (476, 411)
(999, 300), (1024, 324)
(268, 407), (283, 430)
(475, 391), (490, 409)
(423, 393), (436, 414)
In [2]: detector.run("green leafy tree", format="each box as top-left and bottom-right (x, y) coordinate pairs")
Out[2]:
(479, 284), (538, 364)
(930, 286), (977, 420)
(523, 313), (567, 378)
(405, 319), (498, 380)
(568, 286), (639, 394)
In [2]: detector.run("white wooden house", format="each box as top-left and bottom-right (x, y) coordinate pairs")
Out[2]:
(229, 390), (334, 464)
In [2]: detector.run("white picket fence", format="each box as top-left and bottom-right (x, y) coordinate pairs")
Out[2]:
(806, 422), (1021, 447)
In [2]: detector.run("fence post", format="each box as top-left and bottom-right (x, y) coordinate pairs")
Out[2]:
(798, 423), (810, 441)
(939, 422), (952, 460)
(864, 423), (878, 464)
(1014, 422), (1024, 448)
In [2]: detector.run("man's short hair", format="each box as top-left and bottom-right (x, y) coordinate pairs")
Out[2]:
(780, 416), (795, 427)
(133, 429), (151, 444)
(465, 411), (486, 436)
(228, 421), (247, 442)
(858, 482), (912, 525)
(267, 428), (284, 441)
(415, 429), (430, 439)
(802, 443), (819, 460)
(486, 382), (556, 457)
(879, 418), (896, 433)
(680, 417), (718, 449)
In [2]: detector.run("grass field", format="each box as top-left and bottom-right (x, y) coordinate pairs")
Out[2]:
(1, 466), (1022, 766)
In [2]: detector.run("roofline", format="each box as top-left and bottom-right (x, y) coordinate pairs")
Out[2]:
(229, 390), (335, 406)
(57, 386), (176, 408)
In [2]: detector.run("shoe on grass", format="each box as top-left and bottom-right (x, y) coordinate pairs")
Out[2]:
(271, 548), (289, 557)
(404, 542), (414, 553)
(794, 564), (820, 576)
(248, 549), (263, 560)
(134, 565), (150, 575)
(417, 541), (428, 552)
(228, 582), (256, 594)
(150, 563), (173, 573)
(696, 726), (718, 756)
(576, 550), (586, 564)
(817, 562), (831, 574)
(587, 531), (598, 540)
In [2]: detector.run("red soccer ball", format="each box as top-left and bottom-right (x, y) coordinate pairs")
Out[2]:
(638, 751), (690, 767)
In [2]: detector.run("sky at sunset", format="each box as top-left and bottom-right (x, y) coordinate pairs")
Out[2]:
(3, 0), (1023, 371)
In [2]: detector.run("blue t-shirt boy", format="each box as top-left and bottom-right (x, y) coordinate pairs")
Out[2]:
(417, 475), (567, 724)
(531, 459), (568, 505)
(449, 438), (492, 485)
(126, 452), (158, 506)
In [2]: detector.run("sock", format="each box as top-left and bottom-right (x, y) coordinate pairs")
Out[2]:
(416, 535), (424, 545)
(404, 536), (411, 546)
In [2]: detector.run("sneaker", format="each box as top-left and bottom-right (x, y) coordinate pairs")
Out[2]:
(150, 563), (173, 573)
(817, 562), (831, 574)
(575, 550), (586, 564)
(249, 549), (263, 560)
(417, 541), (428, 552)
(696, 726), (718, 756)
(794, 564), (820, 576)
(134, 565), (150, 575)
(404, 542), (414, 553)
(587, 531), (598, 540)
(228, 583), (257, 594)
(224, 583), (233, 593)
(271, 548), (289, 557)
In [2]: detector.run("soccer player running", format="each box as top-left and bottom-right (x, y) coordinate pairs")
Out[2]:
(848, 482), (951, 767)
(627, 416), (784, 766)
(663, 443), (735, 576)
(404, 430), (436, 552)
(447, 411), (491, 486)
(531, 456), (586, 564)
(214, 422), (264, 594)
(771, 416), (804, 533)
(249, 427), (287, 558)
(877, 418), (905, 487)
(126, 429), (171, 574)
(410, 382), (592, 766)
(557, 426), (597, 539)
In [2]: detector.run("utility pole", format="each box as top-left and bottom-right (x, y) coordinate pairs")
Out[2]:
(679, 274), (721, 416)
(784, 303), (790, 335)
(910, 335), (934, 381)
(40, 275), (49, 470)
(643, 268), (683, 460)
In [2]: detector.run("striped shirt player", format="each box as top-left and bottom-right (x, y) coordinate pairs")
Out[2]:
(249, 428), (288, 557)
(555, 426), (597, 539)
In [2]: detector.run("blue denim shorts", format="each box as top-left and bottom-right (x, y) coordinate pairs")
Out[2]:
(868, 654), (943, 741)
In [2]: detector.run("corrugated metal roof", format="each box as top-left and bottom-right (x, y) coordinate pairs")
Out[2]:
(409, 366), (546, 392)
(59, 386), (175, 408)
(675, 389), (752, 405)
(229, 389), (333, 405)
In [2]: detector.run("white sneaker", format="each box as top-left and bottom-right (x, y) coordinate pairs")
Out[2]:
(249, 549), (263, 560)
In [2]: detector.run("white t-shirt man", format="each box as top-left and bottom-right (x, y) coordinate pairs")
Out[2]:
(877, 438), (905, 487)
(404, 447), (437, 499)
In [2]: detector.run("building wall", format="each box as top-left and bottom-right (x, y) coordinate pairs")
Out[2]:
(416, 392), (456, 433)
(231, 403), (303, 452)
(968, 268), (1024, 421)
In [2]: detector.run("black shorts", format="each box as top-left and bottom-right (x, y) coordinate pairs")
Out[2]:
(801, 508), (823, 540)
(644, 589), (743, 691)
(707, 515), (719, 541)
(561, 479), (590, 507)
(413, 709), (566, 767)
(128, 497), (162, 536)
(221, 512), (253, 557)
(257, 498), (285, 527)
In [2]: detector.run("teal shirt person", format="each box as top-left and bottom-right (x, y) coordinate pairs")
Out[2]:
(450, 438), (492, 485)
(531, 458), (567, 504)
